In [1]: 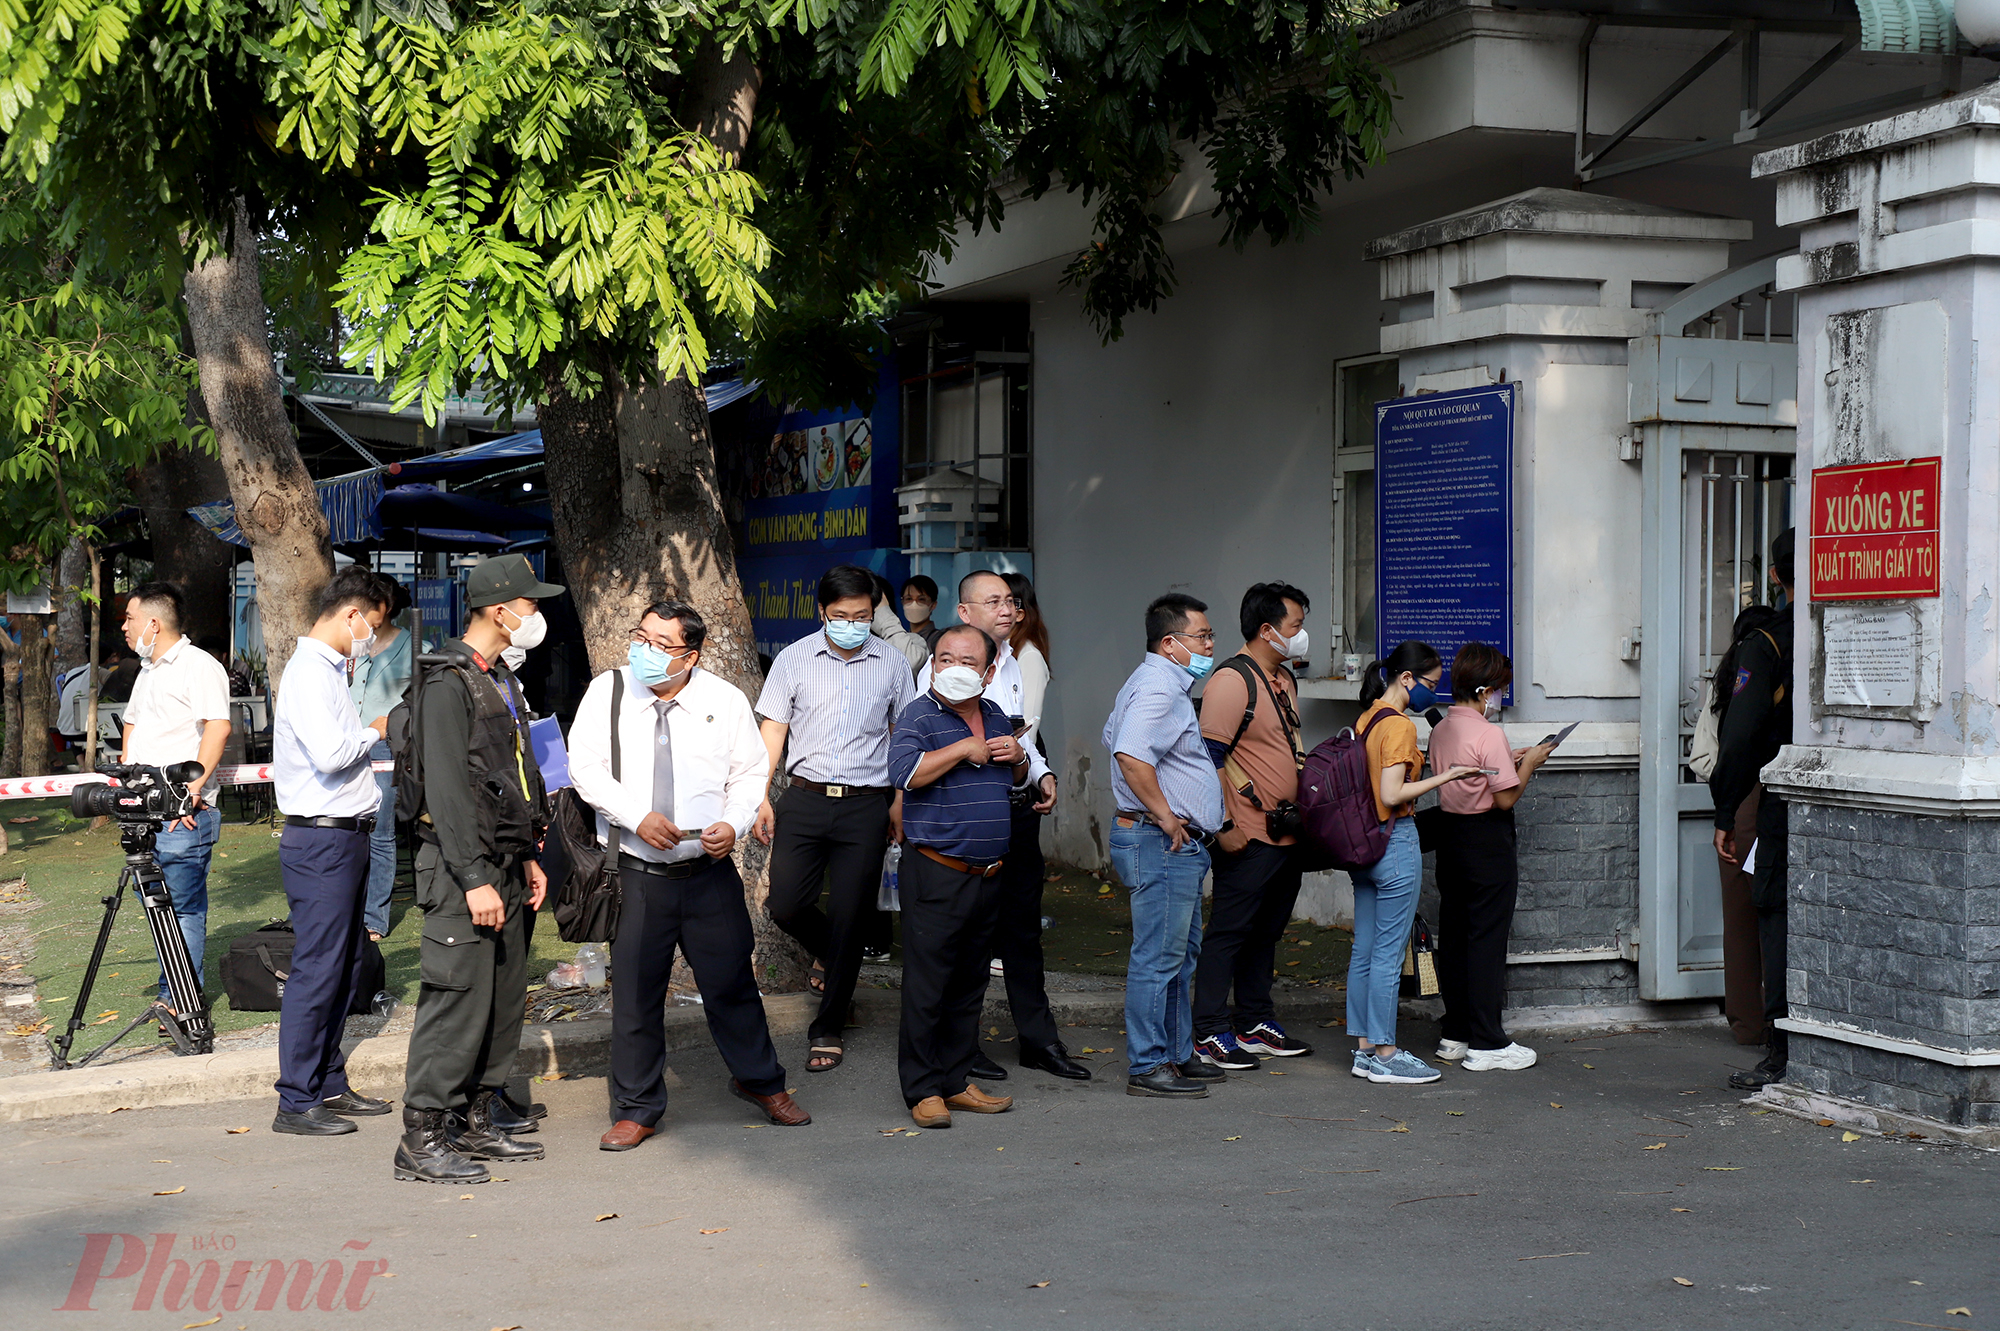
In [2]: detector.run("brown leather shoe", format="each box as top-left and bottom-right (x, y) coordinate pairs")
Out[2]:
(599, 1120), (656, 1151)
(731, 1079), (812, 1126)
(910, 1096), (952, 1129)
(945, 1083), (1014, 1114)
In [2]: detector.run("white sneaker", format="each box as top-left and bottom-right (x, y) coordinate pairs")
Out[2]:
(989, 959), (1005, 977)
(1461, 1043), (1538, 1072)
(1435, 1039), (1469, 1062)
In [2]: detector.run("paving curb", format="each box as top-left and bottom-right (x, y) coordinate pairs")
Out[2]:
(0, 984), (1359, 1122)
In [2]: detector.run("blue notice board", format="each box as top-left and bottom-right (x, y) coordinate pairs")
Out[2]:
(1374, 384), (1514, 700)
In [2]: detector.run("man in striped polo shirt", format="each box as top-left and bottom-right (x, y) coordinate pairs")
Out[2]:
(886, 626), (1030, 1129)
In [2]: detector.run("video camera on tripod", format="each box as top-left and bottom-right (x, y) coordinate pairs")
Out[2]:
(50, 759), (218, 1069)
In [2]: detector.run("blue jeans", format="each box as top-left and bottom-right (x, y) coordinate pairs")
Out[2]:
(363, 739), (397, 937)
(1345, 816), (1421, 1046)
(1112, 820), (1209, 1077)
(150, 805), (221, 1004)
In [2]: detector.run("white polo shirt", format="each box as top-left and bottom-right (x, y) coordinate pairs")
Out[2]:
(121, 636), (230, 772)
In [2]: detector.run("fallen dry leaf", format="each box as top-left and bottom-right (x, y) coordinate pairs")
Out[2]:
(1673, 1277), (1694, 1287)
(1267, 1070), (1287, 1076)
(595, 1213), (619, 1222)
(1841, 1131), (1862, 1142)
(1028, 1281), (1050, 1289)
(153, 1186), (185, 1196)
(1224, 1136), (1241, 1141)
(183, 1318), (222, 1329)
(1672, 1207), (1693, 1213)
(1447, 1111), (1465, 1117)
(1549, 1102), (1563, 1109)
(459, 1194), (475, 1200)
(698, 1228), (729, 1235)
(491, 1325), (523, 1330)
(1817, 1118), (1835, 1127)
(1582, 1063), (1595, 1069)
(1644, 1143), (1667, 1150)
(152, 1159), (171, 1164)
(224, 1127), (249, 1134)
(1948, 1310), (1972, 1318)
(1702, 1167), (1741, 1171)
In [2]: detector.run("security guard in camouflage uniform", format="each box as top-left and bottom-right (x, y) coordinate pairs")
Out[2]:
(394, 555), (563, 1185)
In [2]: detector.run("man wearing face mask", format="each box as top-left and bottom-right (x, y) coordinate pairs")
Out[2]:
(270, 567), (397, 1136)
(752, 565), (916, 1074)
(571, 598), (806, 1148)
(396, 554), (559, 1184)
(888, 626), (1027, 1128)
(901, 575), (939, 646)
(1103, 593), (1228, 1099)
(117, 581), (232, 1014)
(1192, 582), (1316, 1072)
(913, 570), (1077, 1080)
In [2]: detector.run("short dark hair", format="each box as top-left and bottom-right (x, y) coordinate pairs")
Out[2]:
(901, 575), (938, 601)
(1450, 641), (1512, 703)
(641, 599), (707, 650)
(1145, 593), (1207, 651)
(1239, 582), (1310, 641)
(128, 581), (185, 633)
(1770, 527), (1795, 588)
(817, 564), (878, 608)
(315, 567), (395, 621)
(383, 576), (412, 617)
(934, 623), (997, 669)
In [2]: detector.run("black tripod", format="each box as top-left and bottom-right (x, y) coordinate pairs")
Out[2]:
(50, 821), (215, 1069)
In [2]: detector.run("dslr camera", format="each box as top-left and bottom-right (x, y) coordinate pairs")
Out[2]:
(69, 760), (204, 824)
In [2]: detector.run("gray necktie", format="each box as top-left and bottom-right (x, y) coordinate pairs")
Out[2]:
(653, 700), (676, 828)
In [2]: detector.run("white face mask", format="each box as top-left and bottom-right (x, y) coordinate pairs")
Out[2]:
(134, 623), (159, 666)
(500, 645), (528, 672)
(903, 599), (934, 622)
(347, 615), (375, 661)
(501, 605), (548, 650)
(1266, 626), (1309, 661)
(1479, 689), (1503, 721)
(933, 665), (987, 703)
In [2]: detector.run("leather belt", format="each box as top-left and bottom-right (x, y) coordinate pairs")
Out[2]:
(622, 857), (703, 880)
(788, 777), (892, 799)
(284, 814), (376, 834)
(914, 844), (1004, 877)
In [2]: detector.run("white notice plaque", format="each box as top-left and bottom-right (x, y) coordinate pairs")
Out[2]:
(1822, 605), (1919, 708)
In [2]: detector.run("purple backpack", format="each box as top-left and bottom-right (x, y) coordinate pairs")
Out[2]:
(1298, 710), (1396, 871)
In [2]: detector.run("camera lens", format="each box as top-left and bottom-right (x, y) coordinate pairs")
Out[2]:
(69, 781), (125, 820)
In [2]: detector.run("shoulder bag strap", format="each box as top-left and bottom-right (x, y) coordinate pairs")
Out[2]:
(606, 669), (623, 870)
(1216, 656), (1261, 762)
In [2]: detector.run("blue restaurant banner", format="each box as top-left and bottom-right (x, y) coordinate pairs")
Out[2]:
(1374, 384), (1514, 700)
(739, 358), (903, 657)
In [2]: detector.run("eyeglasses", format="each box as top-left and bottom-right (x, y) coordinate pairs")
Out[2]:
(965, 595), (1023, 613)
(630, 631), (690, 653)
(1171, 630), (1217, 647)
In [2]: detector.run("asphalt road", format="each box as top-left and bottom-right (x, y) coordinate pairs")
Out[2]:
(6, 1015), (1995, 1331)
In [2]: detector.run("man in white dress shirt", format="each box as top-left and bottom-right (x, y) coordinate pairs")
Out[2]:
(570, 599), (810, 1150)
(269, 568), (397, 1136)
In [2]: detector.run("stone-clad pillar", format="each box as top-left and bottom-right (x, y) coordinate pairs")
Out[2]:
(1754, 88), (2000, 1144)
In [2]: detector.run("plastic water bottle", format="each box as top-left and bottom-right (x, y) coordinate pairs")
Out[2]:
(877, 844), (901, 912)
(577, 942), (609, 989)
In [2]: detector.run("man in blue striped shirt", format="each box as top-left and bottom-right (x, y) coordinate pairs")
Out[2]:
(886, 626), (1029, 1128)
(1104, 593), (1228, 1100)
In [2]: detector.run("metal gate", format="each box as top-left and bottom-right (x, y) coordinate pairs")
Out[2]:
(1631, 258), (1798, 1002)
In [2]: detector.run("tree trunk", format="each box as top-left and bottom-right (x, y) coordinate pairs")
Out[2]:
(132, 425), (235, 646)
(541, 373), (807, 992)
(180, 200), (333, 690)
(0, 630), (18, 778)
(53, 537), (90, 671)
(15, 612), (51, 777)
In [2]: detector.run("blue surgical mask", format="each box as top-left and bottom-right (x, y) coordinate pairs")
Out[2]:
(1405, 678), (1439, 712)
(629, 641), (691, 687)
(1170, 634), (1213, 680)
(824, 618), (870, 650)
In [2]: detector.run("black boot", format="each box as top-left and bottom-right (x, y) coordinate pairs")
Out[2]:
(1729, 1030), (1788, 1090)
(969, 1049), (1010, 1081)
(393, 1107), (489, 1184)
(499, 1087), (548, 1121)
(485, 1090), (539, 1135)
(447, 1090), (547, 1160)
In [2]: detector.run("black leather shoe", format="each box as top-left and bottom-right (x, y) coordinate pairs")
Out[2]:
(394, 1107), (489, 1184)
(1729, 1057), (1787, 1090)
(1020, 1042), (1092, 1081)
(446, 1091), (546, 1160)
(1126, 1064), (1208, 1098)
(969, 1049), (1010, 1081)
(273, 1105), (359, 1136)
(1177, 1059), (1226, 1082)
(322, 1089), (393, 1116)
(484, 1091), (539, 1135)
(499, 1089), (547, 1121)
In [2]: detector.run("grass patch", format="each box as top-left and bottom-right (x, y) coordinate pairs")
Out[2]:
(2, 799), (581, 1036)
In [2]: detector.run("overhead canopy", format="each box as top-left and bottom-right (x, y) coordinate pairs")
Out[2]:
(190, 479), (549, 549)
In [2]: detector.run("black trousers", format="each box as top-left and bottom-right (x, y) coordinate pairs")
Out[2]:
(610, 858), (785, 1127)
(404, 845), (530, 1112)
(1435, 809), (1519, 1051)
(897, 849), (1005, 1106)
(993, 806), (1061, 1048)
(275, 824), (372, 1113)
(767, 785), (894, 1043)
(1758, 904), (1788, 1032)
(1192, 838), (1303, 1039)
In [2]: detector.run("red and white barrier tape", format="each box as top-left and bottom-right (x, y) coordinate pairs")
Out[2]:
(0, 761), (393, 802)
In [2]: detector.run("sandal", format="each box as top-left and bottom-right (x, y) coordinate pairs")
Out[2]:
(807, 1045), (843, 1073)
(808, 962), (826, 995)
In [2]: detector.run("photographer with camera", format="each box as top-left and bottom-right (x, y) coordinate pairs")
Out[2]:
(1190, 582), (1316, 1072)
(118, 582), (231, 1012)
(269, 568), (397, 1136)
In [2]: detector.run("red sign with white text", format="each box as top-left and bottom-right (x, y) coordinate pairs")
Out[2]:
(1809, 457), (1942, 601)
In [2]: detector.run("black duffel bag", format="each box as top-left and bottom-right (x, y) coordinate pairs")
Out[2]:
(548, 670), (623, 944)
(220, 919), (386, 1013)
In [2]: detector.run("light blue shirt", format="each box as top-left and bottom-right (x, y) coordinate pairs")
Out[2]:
(1102, 653), (1225, 832)
(347, 626), (412, 723)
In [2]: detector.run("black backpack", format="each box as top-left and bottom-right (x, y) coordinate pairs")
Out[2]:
(547, 670), (624, 943)
(386, 650), (477, 833)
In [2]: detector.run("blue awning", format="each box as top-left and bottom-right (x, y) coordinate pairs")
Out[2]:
(189, 471), (386, 547)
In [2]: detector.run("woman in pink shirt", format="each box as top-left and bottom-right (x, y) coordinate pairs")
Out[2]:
(1424, 643), (1553, 1072)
